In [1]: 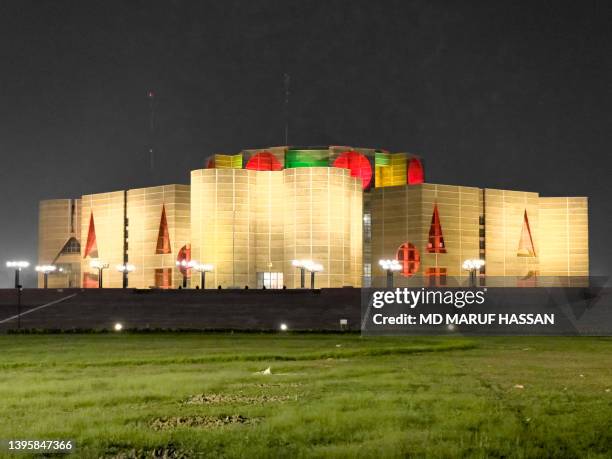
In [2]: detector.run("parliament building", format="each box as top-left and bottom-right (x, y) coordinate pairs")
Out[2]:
(38, 146), (589, 289)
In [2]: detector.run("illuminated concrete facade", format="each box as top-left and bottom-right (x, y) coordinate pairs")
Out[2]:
(78, 185), (190, 289)
(37, 199), (81, 288)
(371, 184), (589, 286)
(38, 145), (589, 288)
(191, 167), (362, 288)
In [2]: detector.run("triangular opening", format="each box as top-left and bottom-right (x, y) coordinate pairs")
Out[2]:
(156, 205), (172, 254)
(517, 210), (536, 257)
(427, 204), (446, 253)
(83, 212), (98, 258)
(60, 237), (81, 255)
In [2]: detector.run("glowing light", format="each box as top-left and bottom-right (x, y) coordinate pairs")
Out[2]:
(191, 262), (214, 273)
(462, 259), (485, 271)
(35, 265), (57, 274)
(114, 323), (123, 331)
(90, 259), (109, 270)
(291, 260), (324, 272)
(379, 259), (401, 271)
(280, 323), (288, 331)
(116, 263), (135, 273)
(6, 261), (30, 269)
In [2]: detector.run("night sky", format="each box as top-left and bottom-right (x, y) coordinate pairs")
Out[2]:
(0, 1), (610, 287)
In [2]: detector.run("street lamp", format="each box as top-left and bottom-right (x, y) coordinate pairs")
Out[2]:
(6, 260), (28, 330)
(462, 259), (485, 287)
(6, 260), (29, 289)
(191, 262), (214, 289)
(90, 259), (109, 288)
(379, 259), (402, 288)
(292, 259), (323, 289)
(176, 259), (196, 288)
(35, 265), (57, 289)
(116, 263), (135, 288)
(291, 259), (308, 288)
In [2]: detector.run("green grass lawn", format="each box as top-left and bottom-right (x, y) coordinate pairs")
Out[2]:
(0, 333), (611, 458)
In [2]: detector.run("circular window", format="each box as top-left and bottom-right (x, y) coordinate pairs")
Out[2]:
(396, 242), (420, 277)
(332, 151), (373, 190)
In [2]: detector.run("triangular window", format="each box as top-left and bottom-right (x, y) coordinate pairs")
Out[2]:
(60, 237), (81, 254)
(427, 204), (446, 253)
(155, 205), (172, 254)
(517, 210), (536, 257)
(83, 212), (98, 258)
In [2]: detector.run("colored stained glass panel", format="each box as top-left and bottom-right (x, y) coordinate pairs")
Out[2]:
(407, 158), (425, 184)
(285, 150), (329, 168)
(245, 152), (283, 171)
(396, 242), (420, 277)
(332, 151), (373, 189)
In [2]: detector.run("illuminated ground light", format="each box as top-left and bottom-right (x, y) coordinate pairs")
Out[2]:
(279, 323), (288, 331)
(114, 323), (123, 332)
(332, 151), (373, 189)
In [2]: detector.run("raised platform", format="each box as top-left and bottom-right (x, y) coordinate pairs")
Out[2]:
(0, 288), (362, 332)
(0, 287), (609, 333)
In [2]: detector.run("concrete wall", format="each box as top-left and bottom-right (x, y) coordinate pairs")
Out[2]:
(539, 197), (589, 281)
(127, 184), (190, 289)
(0, 288), (362, 331)
(371, 183), (479, 285)
(190, 167), (363, 289)
(38, 199), (81, 288)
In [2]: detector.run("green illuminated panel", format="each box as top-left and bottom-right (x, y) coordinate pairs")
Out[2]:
(375, 152), (390, 166)
(285, 150), (329, 168)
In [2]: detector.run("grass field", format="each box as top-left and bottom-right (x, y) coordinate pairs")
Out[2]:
(0, 333), (611, 458)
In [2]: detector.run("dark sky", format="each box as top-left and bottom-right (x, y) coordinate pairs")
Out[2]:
(0, 0), (610, 287)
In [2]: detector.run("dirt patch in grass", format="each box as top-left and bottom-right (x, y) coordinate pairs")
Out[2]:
(104, 443), (191, 458)
(183, 393), (295, 405)
(150, 415), (255, 431)
(251, 382), (302, 388)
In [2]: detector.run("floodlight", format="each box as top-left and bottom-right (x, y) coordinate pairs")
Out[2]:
(116, 263), (135, 273)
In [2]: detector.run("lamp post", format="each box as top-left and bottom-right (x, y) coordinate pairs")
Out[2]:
(191, 262), (214, 289)
(292, 260), (323, 289)
(116, 263), (135, 288)
(379, 259), (402, 288)
(306, 262), (324, 289)
(6, 260), (29, 289)
(176, 259), (195, 288)
(35, 265), (57, 289)
(462, 259), (485, 287)
(90, 259), (109, 288)
(6, 261), (28, 330)
(291, 259), (308, 288)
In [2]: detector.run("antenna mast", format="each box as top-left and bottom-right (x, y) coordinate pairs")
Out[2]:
(147, 90), (156, 172)
(283, 73), (290, 146)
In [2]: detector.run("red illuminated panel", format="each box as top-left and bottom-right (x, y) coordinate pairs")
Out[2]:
(176, 244), (191, 276)
(427, 204), (446, 253)
(83, 212), (98, 258)
(155, 268), (172, 289)
(245, 152), (283, 171)
(407, 158), (424, 185)
(82, 272), (99, 288)
(425, 267), (447, 286)
(517, 210), (536, 257)
(332, 151), (373, 190)
(396, 242), (420, 277)
(156, 205), (172, 254)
